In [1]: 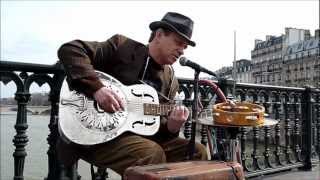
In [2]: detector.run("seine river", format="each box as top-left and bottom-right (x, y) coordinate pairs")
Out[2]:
(1, 113), (120, 180)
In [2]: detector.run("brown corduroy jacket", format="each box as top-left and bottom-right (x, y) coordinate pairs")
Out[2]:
(58, 34), (180, 141)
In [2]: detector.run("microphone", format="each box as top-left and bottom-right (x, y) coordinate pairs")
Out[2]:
(179, 57), (217, 77)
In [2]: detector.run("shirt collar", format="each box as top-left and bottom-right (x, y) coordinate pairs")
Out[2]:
(148, 56), (164, 70)
(146, 45), (164, 70)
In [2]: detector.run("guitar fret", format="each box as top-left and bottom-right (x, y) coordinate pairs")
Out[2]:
(154, 104), (157, 115)
(151, 104), (154, 114)
(143, 104), (211, 117)
(143, 104), (148, 115)
(152, 104), (155, 115)
(144, 103), (175, 116)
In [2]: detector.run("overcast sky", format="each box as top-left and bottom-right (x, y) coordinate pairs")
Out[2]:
(1, 0), (319, 97)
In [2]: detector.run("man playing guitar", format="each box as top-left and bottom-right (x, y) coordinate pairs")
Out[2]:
(57, 12), (208, 177)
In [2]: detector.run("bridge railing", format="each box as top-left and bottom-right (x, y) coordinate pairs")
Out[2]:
(1, 60), (319, 179)
(0, 61), (66, 180)
(178, 78), (320, 178)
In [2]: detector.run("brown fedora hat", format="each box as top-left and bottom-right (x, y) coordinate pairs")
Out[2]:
(149, 12), (196, 47)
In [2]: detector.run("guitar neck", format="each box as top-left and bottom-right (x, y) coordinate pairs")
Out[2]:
(143, 103), (213, 119)
(143, 103), (208, 115)
(143, 103), (176, 116)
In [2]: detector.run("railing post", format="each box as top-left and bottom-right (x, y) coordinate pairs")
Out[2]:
(45, 90), (59, 179)
(183, 96), (193, 139)
(214, 78), (236, 160)
(273, 92), (283, 166)
(13, 91), (31, 180)
(44, 67), (74, 180)
(301, 86), (313, 170)
(293, 94), (302, 162)
(316, 93), (320, 161)
(46, 88), (66, 179)
(217, 78), (235, 100)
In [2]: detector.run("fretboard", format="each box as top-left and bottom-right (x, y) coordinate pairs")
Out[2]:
(143, 103), (175, 116)
(143, 103), (213, 120)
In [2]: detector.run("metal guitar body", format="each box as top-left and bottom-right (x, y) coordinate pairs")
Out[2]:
(58, 71), (160, 145)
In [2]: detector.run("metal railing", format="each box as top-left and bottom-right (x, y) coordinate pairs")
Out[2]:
(179, 78), (320, 178)
(1, 61), (319, 179)
(0, 61), (65, 180)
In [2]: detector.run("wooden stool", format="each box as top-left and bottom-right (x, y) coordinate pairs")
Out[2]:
(124, 161), (244, 180)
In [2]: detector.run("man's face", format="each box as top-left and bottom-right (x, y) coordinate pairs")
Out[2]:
(156, 31), (188, 65)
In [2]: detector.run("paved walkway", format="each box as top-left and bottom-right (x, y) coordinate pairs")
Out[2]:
(78, 161), (319, 180)
(252, 164), (319, 180)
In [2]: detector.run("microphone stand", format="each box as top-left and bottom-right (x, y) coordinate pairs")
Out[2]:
(188, 69), (200, 160)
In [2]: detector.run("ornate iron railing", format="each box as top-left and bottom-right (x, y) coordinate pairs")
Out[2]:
(179, 78), (320, 178)
(0, 61), (319, 179)
(0, 61), (66, 180)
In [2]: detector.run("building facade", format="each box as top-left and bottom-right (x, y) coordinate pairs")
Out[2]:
(251, 27), (319, 87)
(251, 35), (283, 85)
(282, 31), (320, 87)
(216, 28), (319, 88)
(233, 59), (252, 83)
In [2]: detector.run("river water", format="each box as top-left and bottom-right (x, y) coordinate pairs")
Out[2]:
(0, 113), (120, 180)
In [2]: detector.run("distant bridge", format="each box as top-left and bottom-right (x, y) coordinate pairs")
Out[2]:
(0, 105), (51, 115)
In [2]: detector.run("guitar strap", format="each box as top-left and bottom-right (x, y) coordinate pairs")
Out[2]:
(167, 65), (176, 101)
(140, 56), (175, 103)
(139, 79), (172, 103)
(140, 56), (150, 81)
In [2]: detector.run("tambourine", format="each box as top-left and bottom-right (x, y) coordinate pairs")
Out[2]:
(212, 102), (265, 126)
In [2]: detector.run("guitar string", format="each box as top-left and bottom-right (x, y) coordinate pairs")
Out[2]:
(79, 104), (212, 123)
(115, 101), (212, 117)
(84, 99), (211, 112)
(72, 99), (212, 115)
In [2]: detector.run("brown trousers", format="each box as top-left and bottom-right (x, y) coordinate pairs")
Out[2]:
(57, 133), (208, 175)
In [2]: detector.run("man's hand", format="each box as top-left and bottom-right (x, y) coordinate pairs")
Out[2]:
(167, 105), (189, 133)
(226, 99), (237, 108)
(93, 87), (124, 113)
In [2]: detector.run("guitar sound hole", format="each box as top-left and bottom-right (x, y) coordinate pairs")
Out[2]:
(131, 89), (155, 102)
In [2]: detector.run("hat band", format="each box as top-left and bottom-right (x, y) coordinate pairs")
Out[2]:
(162, 19), (192, 38)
